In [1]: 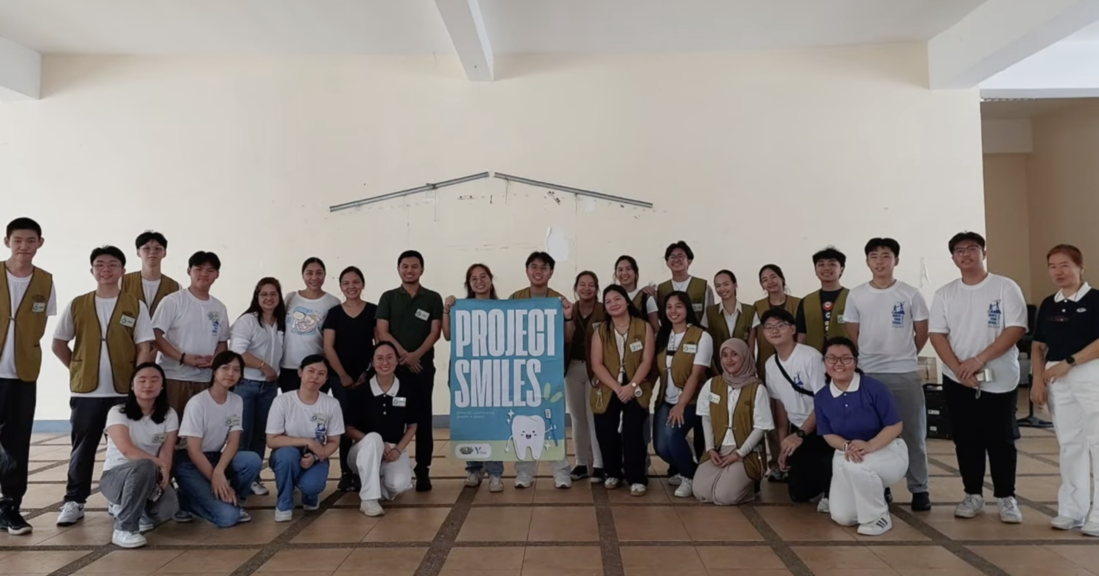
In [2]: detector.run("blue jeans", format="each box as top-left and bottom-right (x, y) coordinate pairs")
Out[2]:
(270, 446), (329, 512)
(235, 379), (278, 457)
(175, 451), (262, 528)
(654, 403), (699, 480)
(467, 461), (504, 477)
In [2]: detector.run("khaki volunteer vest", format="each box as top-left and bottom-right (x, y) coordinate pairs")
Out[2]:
(753, 296), (801, 379)
(699, 376), (766, 480)
(705, 302), (755, 369)
(122, 272), (180, 315)
(655, 325), (705, 406)
(69, 292), (142, 394)
(657, 277), (708, 318)
(591, 317), (652, 414)
(801, 288), (850, 353)
(0, 263), (54, 382)
(572, 303), (607, 371)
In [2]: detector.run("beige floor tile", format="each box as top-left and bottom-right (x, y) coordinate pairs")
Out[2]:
(869, 545), (983, 575)
(527, 506), (598, 541)
(1046, 545), (1099, 571)
(336, 547), (426, 572)
(522, 546), (602, 570)
(695, 546), (786, 570)
(457, 507), (533, 541)
(794, 546), (893, 571)
(756, 507), (856, 542)
(258, 549), (352, 572)
(291, 508), (382, 543)
(76, 550), (183, 574)
(969, 545), (1090, 576)
(675, 506), (763, 541)
(532, 479), (594, 503)
(619, 546), (704, 570)
(362, 508), (450, 542)
(0, 550), (88, 574)
(443, 547), (525, 570)
(153, 549), (258, 575)
(613, 506), (688, 541)
(919, 503), (1084, 541)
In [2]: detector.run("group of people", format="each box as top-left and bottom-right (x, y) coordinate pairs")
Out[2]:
(0, 216), (1097, 546)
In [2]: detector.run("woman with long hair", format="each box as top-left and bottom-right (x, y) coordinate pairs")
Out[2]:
(323, 266), (378, 493)
(99, 363), (179, 548)
(705, 271), (758, 370)
(280, 257), (340, 392)
(590, 285), (655, 495)
(693, 338), (773, 505)
(614, 255), (660, 332)
(753, 264), (800, 482)
(229, 277), (285, 496)
(174, 351), (262, 527)
(566, 271), (605, 481)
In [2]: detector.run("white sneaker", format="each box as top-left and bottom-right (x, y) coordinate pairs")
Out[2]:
(515, 472), (534, 489)
(238, 509), (252, 524)
(57, 502), (84, 526)
(465, 471), (483, 488)
(274, 508), (293, 522)
(629, 484), (647, 497)
(817, 497), (830, 514)
(857, 514), (893, 536)
(250, 481), (269, 496)
(488, 476), (505, 493)
(139, 514), (155, 533)
(360, 499), (385, 517)
(604, 477), (621, 490)
(999, 496), (1023, 524)
(554, 472), (573, 489)
(954, 494), (985, 519)
(1082, 522), (1099, 537)
(673, 478), (694, 498)
(1051, 516), (1083, 530)
(112, 529), (147, 549)
(667, 474), (683, 487)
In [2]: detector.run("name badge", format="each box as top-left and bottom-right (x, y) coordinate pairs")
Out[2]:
(683, 344), (698, 354)
(393, 397), (407, 407)
(414, 309), (430, 321)
(709, 393), (721, 404)
(629, 341), (643, 353)
(226, 416), (241, 427)
(152, 433), (167, 444)
(309, 414), (330, 424)
(692, 303), (703, 312)
(31, 302), (46, 313)
(119, 315), (136, 328)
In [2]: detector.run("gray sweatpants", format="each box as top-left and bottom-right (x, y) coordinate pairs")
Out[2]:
(868, 372), (929, 494)
(99, 459), (179, 533)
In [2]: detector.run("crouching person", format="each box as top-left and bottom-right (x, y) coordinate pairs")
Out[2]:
(347, 342), (416, 517)
(100, 363), (180, 548)
(174, 351), (262, 527)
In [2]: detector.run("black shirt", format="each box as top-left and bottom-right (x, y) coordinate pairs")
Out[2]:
(795, 289), (844, 335)
(346, 378), (417, 445)
(1034, 287), (1099, 362)
(322, 302), (378, 380)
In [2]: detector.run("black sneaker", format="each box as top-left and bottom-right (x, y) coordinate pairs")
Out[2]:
(570, 465), (590, 480)
(0, 507), (31, 535)
(911, 491), (932, 511)
(416, 475), (433, 492)
(884, 487), (893, 504)
(589, 467), (606, 483)
(338, 474), (357, 492)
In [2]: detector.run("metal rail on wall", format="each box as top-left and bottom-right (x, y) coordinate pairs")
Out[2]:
(494, 172), (653, 209)
(328, 172), (491, 212)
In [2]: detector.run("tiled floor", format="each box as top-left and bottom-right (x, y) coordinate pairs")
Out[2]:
(2, 404), (1092, 576)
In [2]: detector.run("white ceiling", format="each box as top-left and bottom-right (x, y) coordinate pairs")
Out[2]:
(0, 0), (986, 55)
(980, 99), (1080, 120)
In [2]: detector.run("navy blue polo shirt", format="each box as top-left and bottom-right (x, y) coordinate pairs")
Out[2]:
(1033, 285), (1099, 362)
(346, 377), (417, 445)
(813, 374), (900, 442)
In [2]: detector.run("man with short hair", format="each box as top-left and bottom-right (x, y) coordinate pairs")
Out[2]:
(377, 250), (443, 492)
(121, 231), (180, 316)
(0, 217), (56, 536)
(844, 237), (932, 511)
(152, 251), (229, 417)
(929, 232), (1027, 524)
(52, 246), (155, 526)
(654, 241), (714, 326)
(797, 247), (849, 353)
(508, 251), (576, 489)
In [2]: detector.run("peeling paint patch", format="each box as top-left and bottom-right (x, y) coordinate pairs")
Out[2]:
(546, 226), (570, 263)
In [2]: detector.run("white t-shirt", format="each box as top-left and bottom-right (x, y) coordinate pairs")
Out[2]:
(229, 313), (284, 382)
(625, 287), (659, 316)
(103, 405), (179, 471)
(929, 273), (1028, 393)
(266, 390), (346, 442)
(764, 344), (826, 428)
(53, 296), (155, 397)
(179, 389), (243, 453)
(281, 291), (340, 369)
(0, 271), (57, 379)
(719, 300), (761, 338)
(142, 278), (161, 309)
(843, 281), (930, 374)
(697, 378), (774, 447)
(663, 330), (713, 404)
(669, 277), (715, 327)
(151, 289), (229, 382)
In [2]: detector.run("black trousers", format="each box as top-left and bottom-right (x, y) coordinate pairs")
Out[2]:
(65, 397), (121, 504)
(594, 395), (649, 486)
(0, 379), (36, 510)
(328, 376), (354, 477)
(787, 427), (833, 503)
(943, 377), (1019, 498)
(398, 358), (436, 477)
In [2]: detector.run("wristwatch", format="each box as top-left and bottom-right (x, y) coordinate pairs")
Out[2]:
(795, 429), (806, 438)
(1067, 355), (1077, 366)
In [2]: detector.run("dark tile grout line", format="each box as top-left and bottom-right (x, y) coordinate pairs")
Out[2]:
(30, 435), (68, 446)
(44, 547), (113, 576)
(889, 506), (1013, 576)
(739, 505), (814, 576)
(927, 456), (1060, 518)
(225, 488), (349, 576)
(591, 481), (625, 576)
(413, 483), (477, 576)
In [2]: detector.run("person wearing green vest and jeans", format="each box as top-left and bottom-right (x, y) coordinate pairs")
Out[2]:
(53, 246), (156, 527)
(0, 217), (56, 536)
(797, 247), (849, 353)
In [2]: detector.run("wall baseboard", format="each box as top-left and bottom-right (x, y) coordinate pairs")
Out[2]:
(32, 415), (578, 434)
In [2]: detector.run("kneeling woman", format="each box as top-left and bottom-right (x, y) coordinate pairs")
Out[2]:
(100, 363), (180, 549)
(175, 351), (263, 527)
(590, 285), (655, 495)
(814, 337), (907, 536)
(266, 354), (344, 521)
(694, 338), (773, 505)
(346, 342), (417, 517)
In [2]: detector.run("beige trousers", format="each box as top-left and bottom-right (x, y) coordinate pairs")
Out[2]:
(692, 445), (757, 506)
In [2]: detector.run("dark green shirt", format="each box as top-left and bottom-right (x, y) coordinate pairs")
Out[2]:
(377, 285), (444, 359)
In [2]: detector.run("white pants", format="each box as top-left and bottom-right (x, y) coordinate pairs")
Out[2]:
(347, 433), (413, 502)
(565, 360), (604, 468)
(829, 439), (909, 526)
(1048, 359), (1099, 523)
(515, 458), (571, 478)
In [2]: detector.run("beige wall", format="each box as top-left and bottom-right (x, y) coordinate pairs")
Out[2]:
(0, 45), (985, 420)
(982, 154), (1033, 300)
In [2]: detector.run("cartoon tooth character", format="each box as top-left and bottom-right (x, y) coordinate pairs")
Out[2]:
(511, 414), (546, 460)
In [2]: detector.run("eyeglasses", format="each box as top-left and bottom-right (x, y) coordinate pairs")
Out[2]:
(92, 263), (122, 270)
(824, 356), (856, 366)
(667, 254), (688, 262)
(952, 245), (982, 256)
(762, 322), (791, 332)
(527, 264), (551, 272)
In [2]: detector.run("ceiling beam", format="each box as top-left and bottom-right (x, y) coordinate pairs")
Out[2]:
(928, 0), (1099, 89)
(980, 41), (1099, 98)
(0, 36), (41, 101)
(434, 0), (494, 81)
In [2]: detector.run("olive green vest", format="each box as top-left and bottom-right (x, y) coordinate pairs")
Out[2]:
(573, 303), (607, 373)
(657, 277), (708, 318)
(655, 325), (705, 406)
(631, 290), (651, 316)
(699, 377), (765, 480)
(591, 317), (652, 414)
(69, 292), (141, 394)
(0, 264), (53, 382)
(801, 288), (849, 353)
(121, 271), (180, 315)
(705, 302), (755, 370)
(753, 296), (801, 379)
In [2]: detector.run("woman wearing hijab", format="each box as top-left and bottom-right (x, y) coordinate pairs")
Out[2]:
(693, 338), (774, 505)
